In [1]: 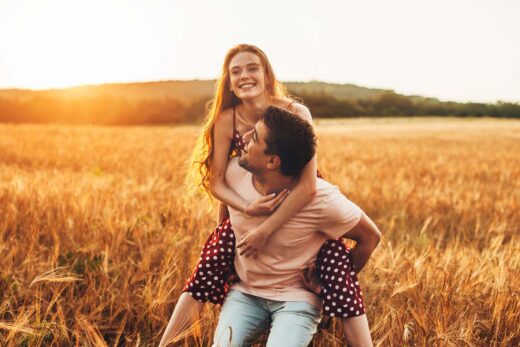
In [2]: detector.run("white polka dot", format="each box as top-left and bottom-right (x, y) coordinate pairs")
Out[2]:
(327, 267), (331, 271)
(325, 306), (330, 311)
(334, 269), (338, 273)
(219, 240), (223, 244)
(222, 232), (227, 236)
(213, 256), (218, 260)
(347, 298), (351, 302)
(228, 248), (232, 252)
(338, 278), (343, 282)
(196, 292), (201, 296)
(327, 295), (331, 300)
(354, 300), (357, 304)
(350, 307), (354, 311)
(331, 260), (335, 264)
(324, 258), (328, 262)
(334, 253), (339, 256)
(356, 311), (359, 315)
(335, 285), (339, 289)
(330, 312), (335, 317)
(206, 264), (210, 268)
(339, 295), (343, 299)
(327, 250), (331, 254)
(337, 308), (342, 312)
(350, 271), (355, 276)
(332, 302), (336, 306)
(355, 281), (359, 285)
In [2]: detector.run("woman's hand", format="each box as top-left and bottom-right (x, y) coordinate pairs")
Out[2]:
(301, 262), (322, 296)
(236, 227), (270, 258)
(245, 189), (289, 216)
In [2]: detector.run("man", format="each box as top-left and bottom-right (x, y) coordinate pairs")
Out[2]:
(213, 106), (381, 346)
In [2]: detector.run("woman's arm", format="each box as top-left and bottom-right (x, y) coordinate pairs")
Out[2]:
(237, 104), (318, 257)
(210, 109), (284, 215)
(209, 109), (250, 212)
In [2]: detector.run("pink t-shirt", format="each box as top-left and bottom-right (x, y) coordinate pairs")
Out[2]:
(226, 157), (362, 309)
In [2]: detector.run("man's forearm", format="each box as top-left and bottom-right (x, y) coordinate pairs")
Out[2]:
(349, 241), (378, 273)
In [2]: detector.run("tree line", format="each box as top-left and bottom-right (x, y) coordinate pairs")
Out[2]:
(0, 89), (518, 125)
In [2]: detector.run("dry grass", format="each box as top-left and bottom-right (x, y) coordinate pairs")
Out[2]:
(0, 118), (519, 346)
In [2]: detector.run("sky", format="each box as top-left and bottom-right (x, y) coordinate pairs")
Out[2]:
(0, 0), (519, 103)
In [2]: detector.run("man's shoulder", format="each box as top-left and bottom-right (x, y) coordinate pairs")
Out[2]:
(305, 178), (340, 208)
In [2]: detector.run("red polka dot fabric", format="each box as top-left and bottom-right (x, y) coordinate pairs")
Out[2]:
(183, 217), (237, 304)
(318, 240), (365, 318)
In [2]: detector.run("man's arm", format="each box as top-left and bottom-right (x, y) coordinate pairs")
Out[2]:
(341, 213), (381, 273)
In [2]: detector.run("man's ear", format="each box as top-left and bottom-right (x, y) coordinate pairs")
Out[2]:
(267, 155), (281, 170)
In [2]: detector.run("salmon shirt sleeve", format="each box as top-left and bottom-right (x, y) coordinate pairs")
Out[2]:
(316, 186), (363, 239)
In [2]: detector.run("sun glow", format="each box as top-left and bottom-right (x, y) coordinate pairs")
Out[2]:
(0, 0), (165, 89)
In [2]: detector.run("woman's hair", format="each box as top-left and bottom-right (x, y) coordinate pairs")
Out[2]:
(187, 44), (291, 197)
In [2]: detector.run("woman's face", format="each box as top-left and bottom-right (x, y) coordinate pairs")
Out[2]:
(228, 52), (268, 101)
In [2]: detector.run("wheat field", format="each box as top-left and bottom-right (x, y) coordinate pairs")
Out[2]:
(0, 118), (519, 346)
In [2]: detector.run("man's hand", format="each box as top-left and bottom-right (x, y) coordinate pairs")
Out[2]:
(236, 227), (270, 258)
(245, 189), (289, 216)
(300, 262), (322, 296)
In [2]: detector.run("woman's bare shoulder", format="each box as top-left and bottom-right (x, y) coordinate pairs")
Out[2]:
(213, 107), (235, 137)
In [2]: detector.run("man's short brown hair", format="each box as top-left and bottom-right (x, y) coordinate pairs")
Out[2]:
(262, 106), (317, 176)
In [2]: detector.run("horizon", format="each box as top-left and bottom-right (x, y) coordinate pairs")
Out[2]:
(1, 0), (519, 104)
(0, 78), (517, 105)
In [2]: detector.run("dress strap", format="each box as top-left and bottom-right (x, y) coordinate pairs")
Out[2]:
(232, 105), (237, 137)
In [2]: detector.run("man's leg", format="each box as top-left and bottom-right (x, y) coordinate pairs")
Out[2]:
(341, 314), (373, 347)
(266, 301), (322, 347)
(213, 290), (269, 347)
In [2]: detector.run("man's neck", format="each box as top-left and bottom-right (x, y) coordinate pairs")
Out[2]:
(252, 170), (296, 196)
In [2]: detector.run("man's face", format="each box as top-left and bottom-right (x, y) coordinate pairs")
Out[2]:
(238, 120), (273, 173)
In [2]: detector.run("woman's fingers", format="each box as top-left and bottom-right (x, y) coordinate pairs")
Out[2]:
(270, 189), (289, 208)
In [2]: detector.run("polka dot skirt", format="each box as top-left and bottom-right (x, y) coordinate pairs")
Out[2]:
(182, 217), (237, 305)
(318, 240), (365, 318)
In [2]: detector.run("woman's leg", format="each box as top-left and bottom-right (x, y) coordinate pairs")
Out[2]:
(341, 314), (373, 347)
(159, 293), (204, 347)
(160, 216), (237, 346)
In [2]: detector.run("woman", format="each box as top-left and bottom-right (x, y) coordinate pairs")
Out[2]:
(159, 44), (372, 346)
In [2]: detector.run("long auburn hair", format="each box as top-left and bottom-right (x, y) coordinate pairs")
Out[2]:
(187, 44), (291, 197)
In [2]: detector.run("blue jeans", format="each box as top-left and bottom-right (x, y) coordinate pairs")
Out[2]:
(213, 290), (322, 347)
